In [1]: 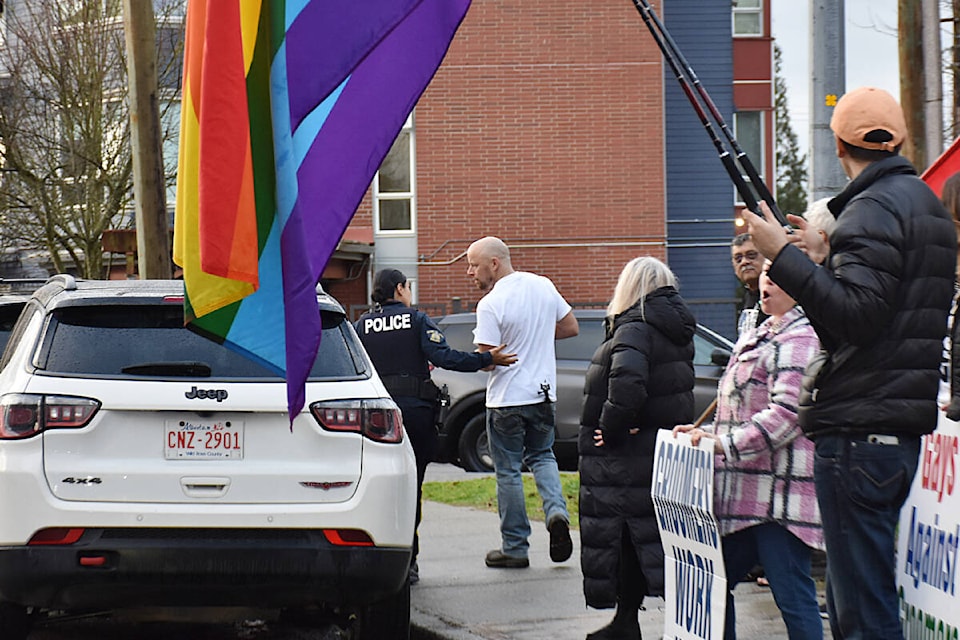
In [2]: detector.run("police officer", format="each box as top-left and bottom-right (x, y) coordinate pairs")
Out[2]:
(355, 269), (516, 584)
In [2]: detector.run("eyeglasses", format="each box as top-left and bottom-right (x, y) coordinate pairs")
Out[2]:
(732, 250), (760, 264)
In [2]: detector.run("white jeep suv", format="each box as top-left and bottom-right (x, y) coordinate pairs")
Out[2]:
(0, 276), (416, 639)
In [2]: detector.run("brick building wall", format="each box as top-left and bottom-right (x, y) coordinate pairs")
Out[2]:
(343, 0), (668, 314)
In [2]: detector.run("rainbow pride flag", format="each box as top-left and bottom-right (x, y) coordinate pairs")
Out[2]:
(174, 0), (471, 420)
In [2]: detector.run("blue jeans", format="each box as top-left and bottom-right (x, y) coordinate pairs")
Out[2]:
(487, 403), (569, 557)
(723, 522), (822, 640)
(814, 433), (920, 640)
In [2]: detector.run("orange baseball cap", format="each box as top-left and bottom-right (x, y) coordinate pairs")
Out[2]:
(829, 87), (906, 152)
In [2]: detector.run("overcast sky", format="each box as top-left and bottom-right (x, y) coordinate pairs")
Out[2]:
(772, 0), (901, 157)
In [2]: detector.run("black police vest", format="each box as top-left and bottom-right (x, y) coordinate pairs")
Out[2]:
(356, 303), (430, 380)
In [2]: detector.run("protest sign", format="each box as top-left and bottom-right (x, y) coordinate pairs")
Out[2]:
(653, 429), (726, 640)
(897, 408), (960, 640)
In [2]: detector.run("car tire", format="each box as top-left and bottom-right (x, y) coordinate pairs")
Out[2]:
(353, 578), (410, 640)
(0, 603), (29, 640)
(458, 412), (494, 472)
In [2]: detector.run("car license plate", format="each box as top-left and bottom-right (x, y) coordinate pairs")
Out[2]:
(165, 419), (244, 460)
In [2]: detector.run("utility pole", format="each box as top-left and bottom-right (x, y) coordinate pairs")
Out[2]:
(810, 0), (846, 201)
(122, 0), (171, 279)
(900, 0), (925, 168)
(922, 0), (943, 164)
(953, 0), (960, 139)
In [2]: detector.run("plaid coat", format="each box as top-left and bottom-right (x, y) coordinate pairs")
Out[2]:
(707, 306), (824, 550)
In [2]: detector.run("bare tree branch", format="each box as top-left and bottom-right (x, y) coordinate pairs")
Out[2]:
(0, 0), (183, 278)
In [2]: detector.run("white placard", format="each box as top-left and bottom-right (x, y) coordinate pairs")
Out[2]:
(653, 429), (726, 640)
(896, 409), (960, 639)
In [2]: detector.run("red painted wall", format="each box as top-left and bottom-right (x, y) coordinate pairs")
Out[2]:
(733, 34), (774, 185)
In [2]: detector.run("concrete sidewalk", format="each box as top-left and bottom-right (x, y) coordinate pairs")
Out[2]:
(411, 464), (828, 640)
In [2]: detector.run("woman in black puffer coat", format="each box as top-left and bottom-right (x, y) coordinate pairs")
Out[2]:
(579, 256), (696, 640)
(941, 173), (960, 421)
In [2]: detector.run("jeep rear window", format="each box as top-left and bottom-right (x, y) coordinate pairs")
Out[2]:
(0, 300), (27, 354)
(37, 305), (364, 379)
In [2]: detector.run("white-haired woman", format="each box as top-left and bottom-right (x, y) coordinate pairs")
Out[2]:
(787, 197), (835, 265)
(579, 256), (696, 640)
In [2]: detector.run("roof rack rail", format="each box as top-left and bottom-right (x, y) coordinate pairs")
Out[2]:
(46, 274), (78, 291)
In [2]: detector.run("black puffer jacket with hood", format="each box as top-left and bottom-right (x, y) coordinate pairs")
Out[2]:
(578, 286), (695, 608)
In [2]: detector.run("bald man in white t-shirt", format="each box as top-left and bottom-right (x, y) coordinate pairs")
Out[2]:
(466, 236), (578, 569)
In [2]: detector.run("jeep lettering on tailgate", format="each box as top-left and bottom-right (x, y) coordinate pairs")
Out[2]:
(184, 386), (228, 402)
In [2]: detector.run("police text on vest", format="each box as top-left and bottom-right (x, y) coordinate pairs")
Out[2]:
(364, 314), (412, 333)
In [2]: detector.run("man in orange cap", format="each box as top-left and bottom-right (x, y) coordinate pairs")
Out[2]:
(746, 87), (956, 639)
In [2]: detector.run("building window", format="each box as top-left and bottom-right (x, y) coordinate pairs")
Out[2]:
(732, 0), (762, 37)
(156, 19), (186, 91)
(733, 110), (764, 205)
(154, 0), (186, 16)
(161, 99), (181, 211)
(374, 114), (415, 234)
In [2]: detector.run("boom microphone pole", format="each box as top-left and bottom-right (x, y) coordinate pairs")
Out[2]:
(631, 0), (790, 227)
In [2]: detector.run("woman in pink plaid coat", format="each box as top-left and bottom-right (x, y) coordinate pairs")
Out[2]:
(676, 262), (824, 640)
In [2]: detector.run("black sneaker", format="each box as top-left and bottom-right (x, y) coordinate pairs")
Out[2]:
(484, 549), (529, 568)
(547, 515), (573, 563)
(409, 561), (419, 585)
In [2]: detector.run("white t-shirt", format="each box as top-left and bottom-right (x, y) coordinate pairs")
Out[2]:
(473, 271), (572, 407)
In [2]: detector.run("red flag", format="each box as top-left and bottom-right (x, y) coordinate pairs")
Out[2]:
(922, 136), (960, 197)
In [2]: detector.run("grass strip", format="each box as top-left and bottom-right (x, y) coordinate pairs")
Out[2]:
(422, 472), (580, 529)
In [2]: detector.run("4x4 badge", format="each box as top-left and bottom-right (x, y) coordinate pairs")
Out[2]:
(185, 386), (228, 402)
(62, 477), (102, 485)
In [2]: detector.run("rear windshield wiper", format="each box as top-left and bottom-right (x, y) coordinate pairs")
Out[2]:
(121, 362), (212, 377)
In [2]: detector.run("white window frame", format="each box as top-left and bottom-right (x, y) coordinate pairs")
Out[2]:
(373, 113), (416, 236)
(732, 110), (765, 206)
(732, 0), (762, 37)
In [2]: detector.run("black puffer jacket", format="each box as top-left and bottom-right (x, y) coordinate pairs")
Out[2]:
(769, 155), (956, 437)
(578, 287), (695, 608)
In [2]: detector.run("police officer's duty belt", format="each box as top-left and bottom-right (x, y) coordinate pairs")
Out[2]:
(381, 375), (441, 401)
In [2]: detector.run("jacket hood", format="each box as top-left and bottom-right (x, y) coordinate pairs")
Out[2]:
(609, 286), (696, 346)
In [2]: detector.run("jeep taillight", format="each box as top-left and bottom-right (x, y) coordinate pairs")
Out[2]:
(0, 394), (101, 440)
(309, 398), (404, 444)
